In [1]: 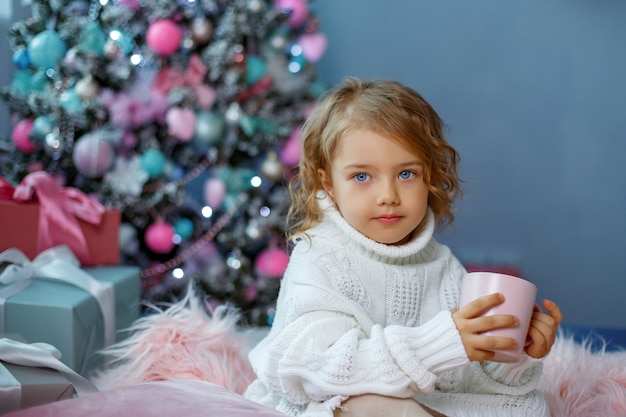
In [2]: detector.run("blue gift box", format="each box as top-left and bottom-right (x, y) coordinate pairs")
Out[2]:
(0, 265), (141, 376)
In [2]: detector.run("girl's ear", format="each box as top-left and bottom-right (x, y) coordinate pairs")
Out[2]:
(317, 168), (334, 200)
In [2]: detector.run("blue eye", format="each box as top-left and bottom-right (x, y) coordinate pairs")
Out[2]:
(399, 170), (414, 180)
(354, 173), (370, 182)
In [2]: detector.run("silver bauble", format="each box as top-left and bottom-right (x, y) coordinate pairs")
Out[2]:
(191, 17), (214, 45)
(75, 75), (100, 100)
(260, 151), (285, 181)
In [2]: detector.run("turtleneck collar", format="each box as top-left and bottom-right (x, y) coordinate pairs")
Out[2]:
(307, 191), (437, 265)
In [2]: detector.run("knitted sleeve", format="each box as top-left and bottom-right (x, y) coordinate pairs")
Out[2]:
(248, 245), (469, 405)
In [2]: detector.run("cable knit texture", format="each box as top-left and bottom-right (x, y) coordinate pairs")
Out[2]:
(245, 194), (549, 417)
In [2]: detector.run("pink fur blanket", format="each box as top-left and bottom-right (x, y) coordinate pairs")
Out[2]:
(91, 294), (626, 417)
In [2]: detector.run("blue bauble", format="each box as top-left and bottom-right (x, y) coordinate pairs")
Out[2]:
(31, 115), (58, 142)
(59, 88), (84, 113)
(192, 111), (225, 149)
(140, 149), (166, 178)
(10, 70), (47, 96)
(27, 30), (67, 69)
(173, 218), (194, 240)
(246, 55), (267, 85)
(12, 49), (30, 69)
(78, 22), (106, 56)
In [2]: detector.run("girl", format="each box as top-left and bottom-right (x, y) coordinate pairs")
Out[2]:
(245, 78), (562, 417)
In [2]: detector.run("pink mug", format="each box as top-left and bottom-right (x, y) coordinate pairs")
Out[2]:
(459, 272), (538, 363)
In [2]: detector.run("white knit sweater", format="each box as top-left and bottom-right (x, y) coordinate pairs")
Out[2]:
(245, 195), (550, 417)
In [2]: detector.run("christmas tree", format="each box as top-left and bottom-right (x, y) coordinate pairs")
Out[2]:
(0, 0), (328, 326)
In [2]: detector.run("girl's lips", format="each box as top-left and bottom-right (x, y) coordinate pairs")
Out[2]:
(375, 215), (402, 224)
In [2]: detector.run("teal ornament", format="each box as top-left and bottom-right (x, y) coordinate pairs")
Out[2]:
(59, 88), (83, 113)
(10, 70), (31, 95)
(12, 49), (30, 69)
(30, 71), (48, 92)
(288, 53), (306, 74)
(27, 30), (67, 69)
(219, 166), (257, 193)
(238, 114), (258, 136)
(109, 28), (134, 54)
(192, 111), (225, 149)
(246, 55), (267, 85)
(31, 115), (58, 142)
(78, 22), (106, 56)
(10, 69), (48, 96)
(173, 218), (194, 240)
(140, 149), (166, 178)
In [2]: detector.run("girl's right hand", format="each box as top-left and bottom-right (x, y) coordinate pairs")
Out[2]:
(451, 293), (519, 362)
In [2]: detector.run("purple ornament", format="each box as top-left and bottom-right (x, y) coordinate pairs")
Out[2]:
(166, 107), (196, 141)
(72, 133), (115, 178)
(279, 128), (302, 166)
(203, 177), (226, 208)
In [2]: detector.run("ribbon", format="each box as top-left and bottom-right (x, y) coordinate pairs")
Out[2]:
(0, 338), (99, 413)
(12, 171), (106, 266)
(235, 73), (273, 103)
(0, 177), (15, 201)
(0, 246), (116, 347)
(153, 54), (216, 109)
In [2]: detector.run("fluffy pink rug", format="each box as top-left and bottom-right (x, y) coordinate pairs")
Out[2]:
(92, 293), (626, 417)
(91, 291), (255, 395)
(539, 335), (626, 417)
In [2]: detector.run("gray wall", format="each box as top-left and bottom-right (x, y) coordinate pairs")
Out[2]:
(312, 0), (626, 328)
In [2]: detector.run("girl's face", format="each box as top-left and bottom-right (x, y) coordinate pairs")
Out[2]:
(318, 129), (429, 245)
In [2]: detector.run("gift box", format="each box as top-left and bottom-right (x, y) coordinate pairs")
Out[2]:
(0, 335), (99, 414)
(0, 172), (120, 267)
(0, 200), (121, 267)
(1, 362), (74, 413)
(0, 250), (141, 376)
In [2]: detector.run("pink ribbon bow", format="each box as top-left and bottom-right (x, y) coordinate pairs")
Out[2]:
(0, 177), (16, 200)
(153, 54), (216, 109)
(12, 171), (105, 266)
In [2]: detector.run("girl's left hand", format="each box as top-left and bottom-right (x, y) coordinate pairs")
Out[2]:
(524, 299), (563, 359)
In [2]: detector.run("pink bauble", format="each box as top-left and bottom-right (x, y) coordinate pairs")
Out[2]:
(12, 119), (37, 153)
(279, 128), (302, 166)
(72, 133), (115, 178)
(166, 107), (196, 141)
(254, 247), (290, 278)
(203, 177), (226, 208)
(298, 32), (327, 62)
(146, 20), (182, 56)
(274, 0), (309, 28)
(145, 221), (176, 254)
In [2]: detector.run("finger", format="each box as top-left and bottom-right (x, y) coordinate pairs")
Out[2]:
(542, 299), (563, 325)
(475, 314), (519, 333)
(529, 312), (557, 340)
(465, 335), (518, 360)
(458, 293), (505, 319)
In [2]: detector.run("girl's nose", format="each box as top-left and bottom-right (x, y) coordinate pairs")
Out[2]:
(376, 181), (400, 205)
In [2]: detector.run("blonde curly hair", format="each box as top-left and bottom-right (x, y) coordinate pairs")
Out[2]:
(286, 77), (461, 241)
